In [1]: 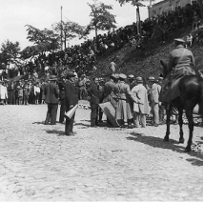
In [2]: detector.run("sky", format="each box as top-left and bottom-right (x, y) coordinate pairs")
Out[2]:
(0, 0), (159, 50)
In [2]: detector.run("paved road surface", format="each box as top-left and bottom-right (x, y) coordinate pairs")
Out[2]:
(0, 104), (203, 201)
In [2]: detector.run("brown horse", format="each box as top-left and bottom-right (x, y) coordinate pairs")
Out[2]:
(160, 60), (203, 152)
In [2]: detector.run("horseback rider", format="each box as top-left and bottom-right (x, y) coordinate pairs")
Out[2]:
(160, 38), (196, 103)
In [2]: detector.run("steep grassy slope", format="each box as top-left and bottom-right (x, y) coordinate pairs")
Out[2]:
(94, 27), (203, 81)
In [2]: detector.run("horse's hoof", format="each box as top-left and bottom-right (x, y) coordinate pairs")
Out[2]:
(185, 147), (191, 153)
(179, 138), (185, 144)
(163, 137), (169, 142)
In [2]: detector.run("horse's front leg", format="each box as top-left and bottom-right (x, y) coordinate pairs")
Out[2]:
(164, 103), (171, 142)
(185, 109), (194, 152)
(178, 109), (184, 143)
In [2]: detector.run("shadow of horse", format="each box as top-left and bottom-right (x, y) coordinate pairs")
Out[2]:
(127, 132), (203, 166)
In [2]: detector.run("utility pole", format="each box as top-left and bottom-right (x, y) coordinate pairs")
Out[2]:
(61, 6), (63, 50)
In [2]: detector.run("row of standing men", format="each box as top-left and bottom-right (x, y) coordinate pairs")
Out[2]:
(43, 72), (165, 136)
(84, 73), (164, 128)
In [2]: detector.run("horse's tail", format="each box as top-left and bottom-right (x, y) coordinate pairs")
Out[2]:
(199, 79), (203, 117)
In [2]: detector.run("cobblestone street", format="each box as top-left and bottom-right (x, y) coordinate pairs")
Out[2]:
(0, 104), (203, 201)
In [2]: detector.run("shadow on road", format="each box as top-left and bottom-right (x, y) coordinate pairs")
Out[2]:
(32, 121), (45, 125)
(186, 158), (203, 166)
(46, 130), (66, 136)
(127, 132), (203, 166)
(74, 123), (90, 128)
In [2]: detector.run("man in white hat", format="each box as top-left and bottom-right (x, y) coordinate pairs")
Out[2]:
(131, 77), (150, 128)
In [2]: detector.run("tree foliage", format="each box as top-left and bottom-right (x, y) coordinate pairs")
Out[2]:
(87, 0), (117, 38)
(52, 20), (85, 50)
(116, 0), (146, 7)
(25, 25), (60, 52)
(0, 40), (21, 67)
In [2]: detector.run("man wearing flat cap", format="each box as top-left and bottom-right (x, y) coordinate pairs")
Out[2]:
(44, 75), (59, 125)
(64, 71), (79, 136)
(160, 38), (196, 103)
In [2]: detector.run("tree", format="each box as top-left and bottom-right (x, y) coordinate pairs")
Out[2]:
(25, 25), (60, 53)
(52, 20), (85, 50)
(116, 0), (149, 34)
(87, 0), (117, 38)
(0, 40), (21, 67)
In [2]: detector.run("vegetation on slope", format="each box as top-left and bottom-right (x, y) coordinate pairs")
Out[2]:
(93, 26), (203, 82)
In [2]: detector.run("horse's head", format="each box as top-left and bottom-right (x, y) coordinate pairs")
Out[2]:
(160, 59), (169, 79)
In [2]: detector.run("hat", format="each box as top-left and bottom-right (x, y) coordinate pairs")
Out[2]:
(128, 74), (135, 79)
(114, 73), (120, 79)
(110, 74), (116, 79)
(66, 71), (76, 78)
(148, 76), (155, 82)
(174, 38), (185, 43)
(81, 74), (86, 78)
(99, 78), (104, 83)
(86, 79), (91, 83)
(136, 76), (143, 83)
(49, 75), (57, 81)
(119, 73), (127, 80)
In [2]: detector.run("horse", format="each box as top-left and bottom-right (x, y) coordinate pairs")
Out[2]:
(160, 60), (203, 152)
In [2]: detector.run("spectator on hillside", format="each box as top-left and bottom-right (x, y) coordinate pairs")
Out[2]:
(109, 61), (117, 74)
(186, 33), (193, 48)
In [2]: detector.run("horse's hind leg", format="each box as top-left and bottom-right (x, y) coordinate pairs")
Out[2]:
(164, 104), (171, 142)
(185, 109), (194, 152)
(178, 108), (184, 143)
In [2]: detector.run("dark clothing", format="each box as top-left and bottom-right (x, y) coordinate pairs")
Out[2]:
(44, 82), (59, 104)
(44, 82), (59, 125)
(58, 79), (66, 123)
(103, 80), (117, 109)
(97, 85), (104, 122)
(87, 83), (100, 126)
(45, 103), (58, 125)
(7, 84), (15, 104)
(160, 45), (196, 102)
(64, 80), (78, 135)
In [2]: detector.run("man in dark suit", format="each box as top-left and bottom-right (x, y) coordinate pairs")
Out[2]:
(64, 71), (79, 136)
(44, 75), (59, 125)
(86, 78), (100, 127)
(58, 75), (66, 123)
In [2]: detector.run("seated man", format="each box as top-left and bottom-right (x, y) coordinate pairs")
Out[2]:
(160, 38), (196, 103)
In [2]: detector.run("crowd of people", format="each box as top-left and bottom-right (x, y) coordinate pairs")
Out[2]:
(40, 70), (166, 136)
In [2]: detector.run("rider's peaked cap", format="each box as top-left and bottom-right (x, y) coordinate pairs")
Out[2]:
(174, 38), (185, 43)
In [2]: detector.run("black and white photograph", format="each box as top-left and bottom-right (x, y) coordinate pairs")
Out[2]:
(0, 0), (203, 201)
